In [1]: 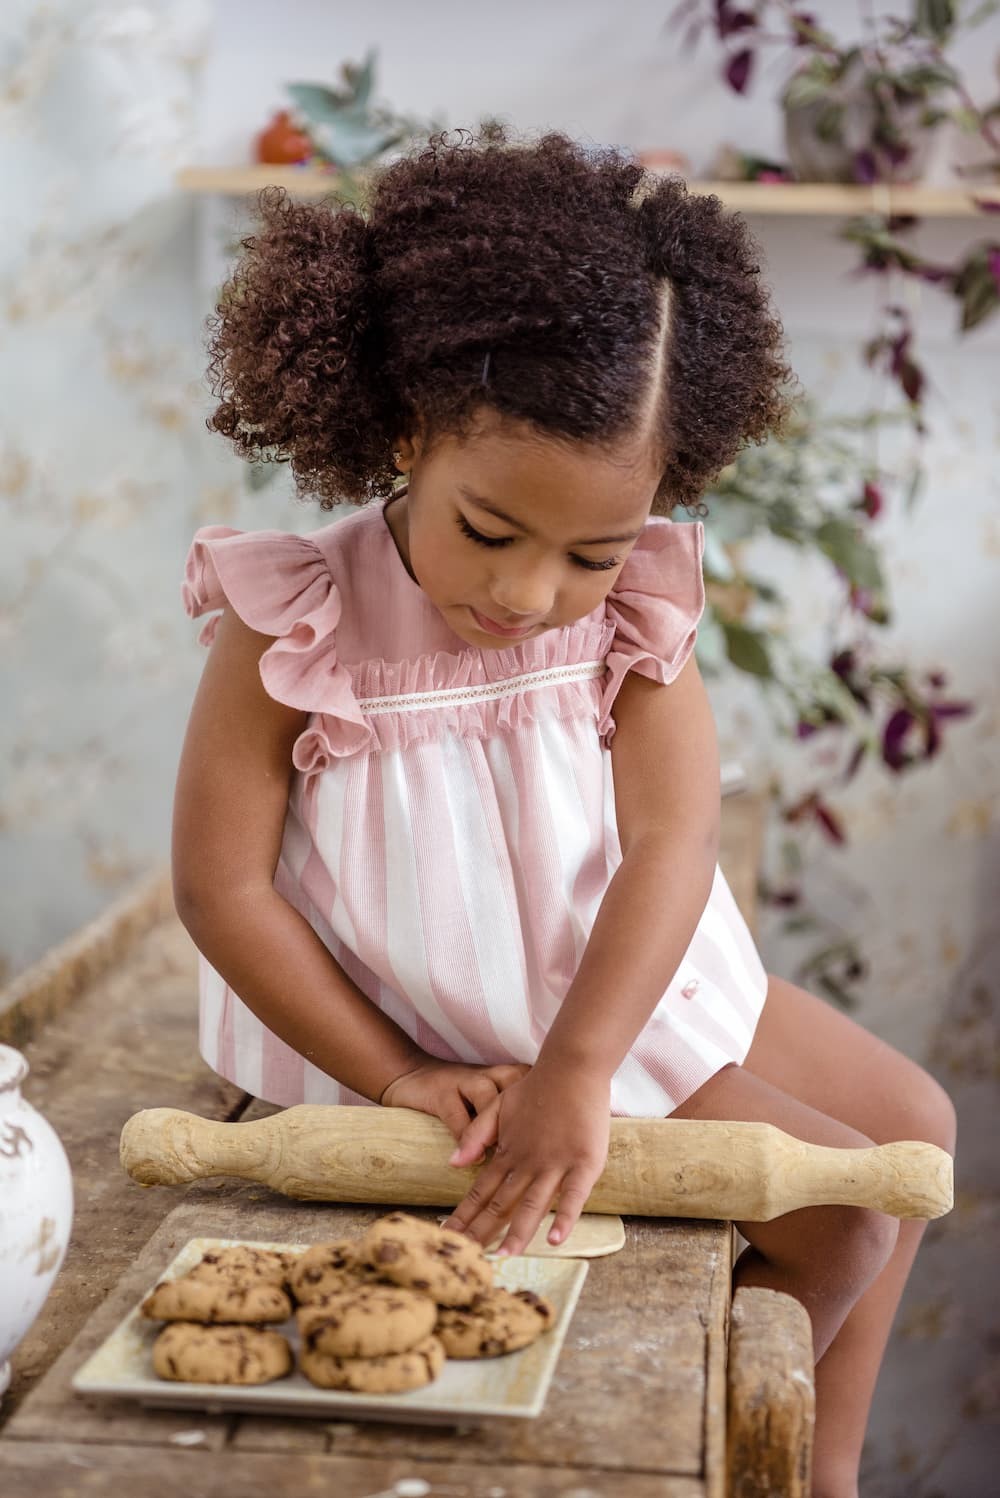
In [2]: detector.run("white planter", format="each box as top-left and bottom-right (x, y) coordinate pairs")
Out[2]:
(0, 1045), (74, 1401)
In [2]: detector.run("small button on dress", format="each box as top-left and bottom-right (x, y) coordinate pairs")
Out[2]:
(181, 492), (768, 1117)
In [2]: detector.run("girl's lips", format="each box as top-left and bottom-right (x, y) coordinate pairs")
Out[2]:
(469, 607), (538, 638)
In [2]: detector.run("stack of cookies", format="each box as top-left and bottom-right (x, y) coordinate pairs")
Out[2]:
(142, 1243), (296, 1386)
(141, 1212), (554, 1393)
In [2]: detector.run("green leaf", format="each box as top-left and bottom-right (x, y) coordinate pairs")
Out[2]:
(246, 460), (281, 492)
(914, 0), (956, 41)
(694, 608), (729, 676)
(895, 62), (959, 93)
(957, 264), (1000, 330)
(952, 105), (984, 133)
(815, 516), (885, 592)
(966, 0), (1000, 25)
(722, 620), (774, 678)
(814, 102), (844, 144)
(782, 71), (836, 111)
(701, 528), (735, 581)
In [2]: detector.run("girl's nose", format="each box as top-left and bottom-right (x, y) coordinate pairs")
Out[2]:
(490, 570), (556, 620)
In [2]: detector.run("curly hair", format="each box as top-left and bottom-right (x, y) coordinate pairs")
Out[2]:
(206, 126), (796, 514)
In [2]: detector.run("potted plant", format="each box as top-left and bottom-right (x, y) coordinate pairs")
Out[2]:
(675, 0), (997, 184)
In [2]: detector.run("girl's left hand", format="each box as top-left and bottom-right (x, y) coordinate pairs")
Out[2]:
(441, 1063), (611, 1256)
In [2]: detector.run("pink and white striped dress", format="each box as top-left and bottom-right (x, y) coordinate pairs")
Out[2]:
(182, 495), (768, 1117)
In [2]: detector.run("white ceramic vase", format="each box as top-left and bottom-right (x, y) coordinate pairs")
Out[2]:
(0, 1044), (74, 1401)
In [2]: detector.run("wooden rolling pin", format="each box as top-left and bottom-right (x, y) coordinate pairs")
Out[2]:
(120, 1105), (952, 1222)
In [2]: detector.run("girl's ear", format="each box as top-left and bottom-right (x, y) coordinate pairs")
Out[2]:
(394, 434), (419, 472)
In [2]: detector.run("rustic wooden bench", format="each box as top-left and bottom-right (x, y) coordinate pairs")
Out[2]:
(0, 796), (814, 1496)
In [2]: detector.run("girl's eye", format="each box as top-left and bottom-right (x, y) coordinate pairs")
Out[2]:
(455, 514), (622, 572)
(456, 514), (510, 549)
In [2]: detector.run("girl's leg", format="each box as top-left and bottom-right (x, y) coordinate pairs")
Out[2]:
(741, 976), (956, 1496)
(670, 975), (957, 1498)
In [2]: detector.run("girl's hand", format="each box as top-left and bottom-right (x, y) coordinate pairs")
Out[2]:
(441, 1064), (611, 1256)
(379, 1058), (531, 1150)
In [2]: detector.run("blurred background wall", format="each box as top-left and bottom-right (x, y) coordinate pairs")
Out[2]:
(1, 3), (997, 1491)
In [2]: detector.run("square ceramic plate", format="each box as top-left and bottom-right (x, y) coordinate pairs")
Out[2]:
(71, 1237), (589, 1424)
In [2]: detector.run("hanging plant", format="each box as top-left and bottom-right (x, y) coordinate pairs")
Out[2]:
(689, 398), (973, 1005)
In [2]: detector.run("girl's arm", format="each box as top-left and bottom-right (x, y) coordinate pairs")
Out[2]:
(444, 654), (720, 1252)
(172, 606), (428, 1103)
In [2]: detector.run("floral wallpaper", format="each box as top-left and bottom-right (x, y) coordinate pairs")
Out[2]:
(1, 3), (997, 1492)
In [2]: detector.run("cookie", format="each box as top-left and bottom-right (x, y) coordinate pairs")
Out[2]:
(141, 1274), (292, 1324)
(187, 1245), (293, 1286)
(152, 1322), (292, 1384)
(288, 1238), (381, 1305)
(361, 1212), (492, 1307)
(299, 1333), (445, 1393)
(296, 1284), (437, 1358)
(435, 1286), (555, 1358)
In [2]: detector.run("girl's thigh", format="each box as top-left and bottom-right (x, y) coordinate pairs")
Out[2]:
(740, 973), (956, 1151)
(669, 972), (955, 1150)
(666, 974), (956, 1278)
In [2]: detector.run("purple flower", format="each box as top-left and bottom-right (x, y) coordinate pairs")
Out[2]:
(814, 799), (846, 844)
(861, 480), (884, 519)
(725, 47), (754, 93)
(715, 2), (756, 39)
(853, 150), (878, 184)
(882, 707), (915, 771)
(988, 247), (1000, 295)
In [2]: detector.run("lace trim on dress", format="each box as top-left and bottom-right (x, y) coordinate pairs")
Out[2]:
(357, 660), (607, 715)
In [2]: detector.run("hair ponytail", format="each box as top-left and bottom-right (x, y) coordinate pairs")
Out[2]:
(206, 187), (399, 504)
(633, 176), (796, 510)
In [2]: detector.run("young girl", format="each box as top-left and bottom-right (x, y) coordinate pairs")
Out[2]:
(174, 129), (955, 1496)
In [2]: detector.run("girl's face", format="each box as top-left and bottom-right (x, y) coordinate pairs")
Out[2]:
(390, 408), (660, 650)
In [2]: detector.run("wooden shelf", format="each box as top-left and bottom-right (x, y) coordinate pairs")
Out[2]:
(176, 165), (1000, 216)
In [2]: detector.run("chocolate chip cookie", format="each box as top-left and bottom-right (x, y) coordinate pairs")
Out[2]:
(435, 1287), (555, 1357)
(287, 1238), (381, 1305)
(296, 1283), (437, 1358)
(361, 1212), (492, 1307)
(141, 1275), (292, 1324)
(187, 1245), (293, 1286)
(299, 1332), (445, 1393)
(152, 1322), (292, 1384)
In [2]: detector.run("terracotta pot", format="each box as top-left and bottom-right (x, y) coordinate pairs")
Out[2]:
(0, 1046), (74, 1401)
(255, 110), (313, 166)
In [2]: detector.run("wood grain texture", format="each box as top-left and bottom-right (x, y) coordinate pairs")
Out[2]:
(0, 868), (174, 1048)
(120, 1104), (954, 1220)
(2, 1192), (730, 1486)
(0, 912), (244, 1427)
(0, 1441), (707, 1497)
(726, 1287), (815, 1498)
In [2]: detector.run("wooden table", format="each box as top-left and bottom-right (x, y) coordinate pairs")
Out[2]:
(0, 798), (814, 1496)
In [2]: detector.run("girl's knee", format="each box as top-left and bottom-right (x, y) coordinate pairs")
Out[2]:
(914, 1069), (957, 1154)
(843, 1204), (899, 1290)
(880, 1056), (958, 1155)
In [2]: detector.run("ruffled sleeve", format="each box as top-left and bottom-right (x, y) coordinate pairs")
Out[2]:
(598, 517), (705, 748)
(181, 525), (373, 762)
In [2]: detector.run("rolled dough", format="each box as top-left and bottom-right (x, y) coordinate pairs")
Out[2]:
(439, 1212), (626, 1258)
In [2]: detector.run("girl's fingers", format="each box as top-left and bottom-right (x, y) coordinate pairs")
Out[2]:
(451, 1165), (539, 1249)
(459, 1075), (502, 1116)
(448, 1096), (500, 1168)
(546, 1167), (596, 1247)
(437, 1093), (480, 1143)
(441, 1146), (515, 1235)
(491, 1170), (565, 1258)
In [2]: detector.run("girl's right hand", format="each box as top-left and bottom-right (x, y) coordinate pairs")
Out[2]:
(379, 1059), (531, 1153)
